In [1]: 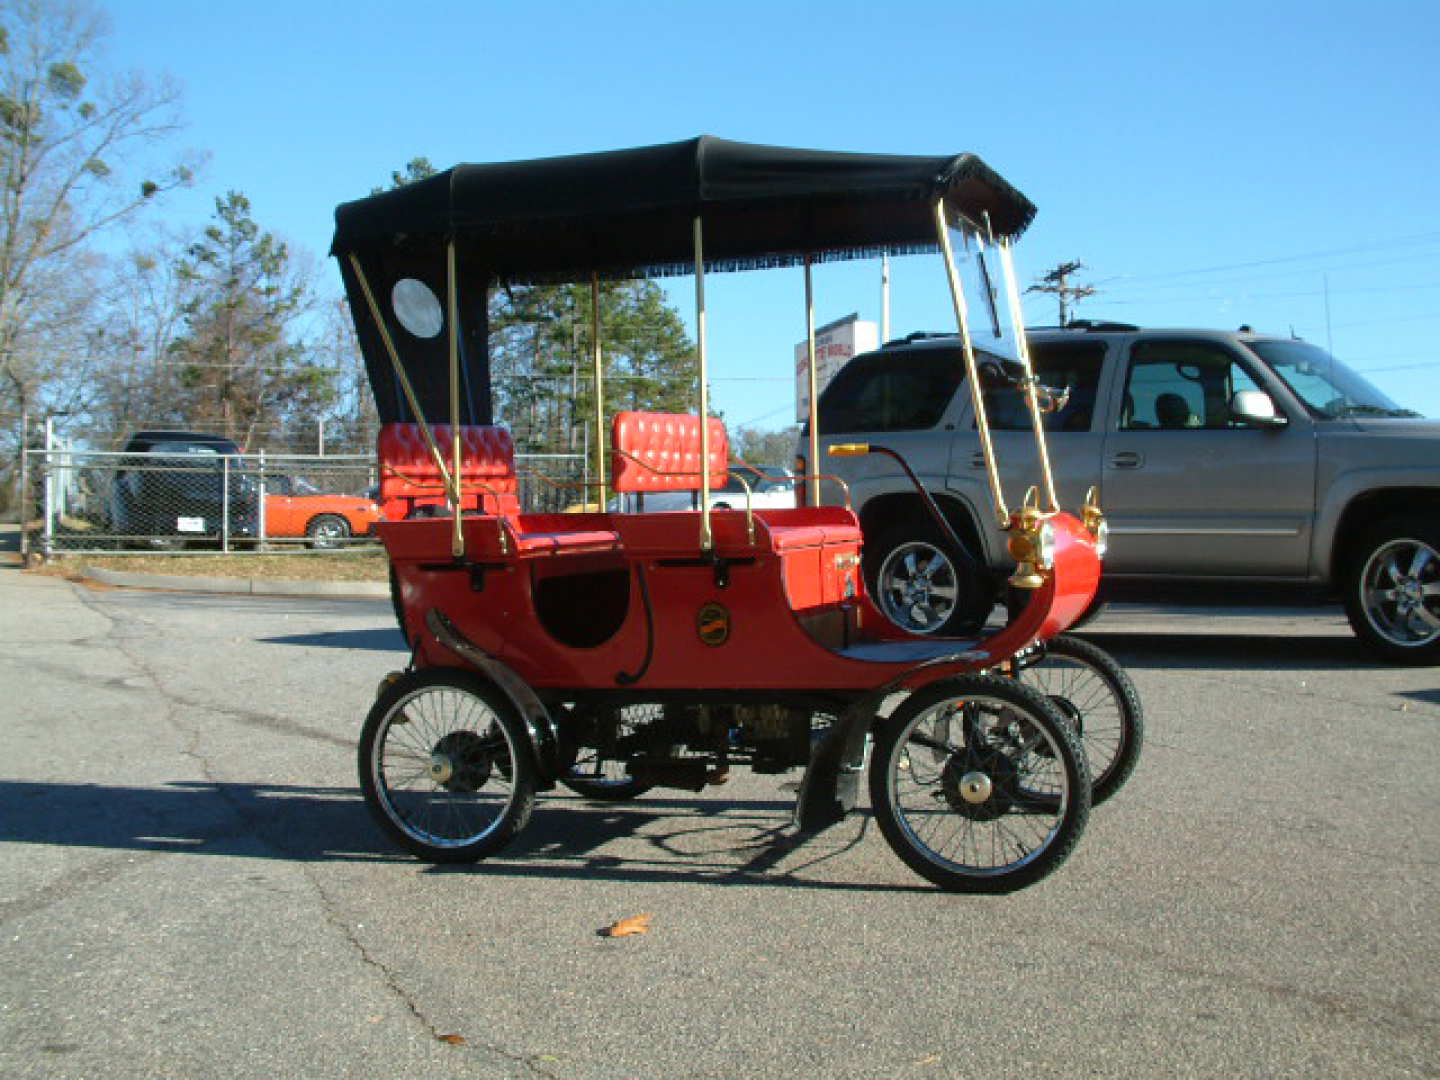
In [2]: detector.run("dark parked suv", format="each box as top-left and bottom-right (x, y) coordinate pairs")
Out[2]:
(805, 323), (1440, 663)
(109, 430), (259, 546)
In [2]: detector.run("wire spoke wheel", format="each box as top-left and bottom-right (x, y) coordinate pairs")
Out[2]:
(359, 669), (536, 862)
(1014, 635), (1143, 806)
(559, 703), (665, 800)
(870, 675), (1089, 892)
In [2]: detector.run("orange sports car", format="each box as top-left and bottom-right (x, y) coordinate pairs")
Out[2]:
(263, 476), (384, 547)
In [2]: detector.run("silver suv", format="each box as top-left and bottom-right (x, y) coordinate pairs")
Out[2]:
(806, 322), (1440, 663)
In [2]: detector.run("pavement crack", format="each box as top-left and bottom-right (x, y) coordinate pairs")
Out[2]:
(306, 874), (562, 1077)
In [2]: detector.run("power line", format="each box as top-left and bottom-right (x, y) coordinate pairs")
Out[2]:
(1027, 261), (1097, 324)
(1104, 230), (1440, 286)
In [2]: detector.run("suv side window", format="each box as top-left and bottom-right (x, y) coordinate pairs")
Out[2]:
(1120, 340), (1265, 430)
(981, 342), (1106, 432)
(817, 349), (964, 433)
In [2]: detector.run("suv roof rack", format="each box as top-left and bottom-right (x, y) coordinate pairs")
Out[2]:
(1029, 319), (1140, 333)
(882, 331), (953, 348)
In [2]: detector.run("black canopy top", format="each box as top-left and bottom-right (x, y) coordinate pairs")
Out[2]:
(331, 136), (1036, 284)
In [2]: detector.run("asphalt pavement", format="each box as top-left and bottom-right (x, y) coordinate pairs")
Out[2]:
(2, 553), (1437, 1078)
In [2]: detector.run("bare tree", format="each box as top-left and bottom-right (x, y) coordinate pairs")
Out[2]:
(0, 0), (199, 432)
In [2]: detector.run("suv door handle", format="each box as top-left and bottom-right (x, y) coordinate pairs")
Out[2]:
(971, 452), (986, 468)
(1110, 451), (1143, 469)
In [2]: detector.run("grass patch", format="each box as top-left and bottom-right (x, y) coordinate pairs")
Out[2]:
(36, 547), (390, 582)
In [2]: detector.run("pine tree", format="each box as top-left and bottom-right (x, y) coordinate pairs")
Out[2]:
(168, 191), (326, 448)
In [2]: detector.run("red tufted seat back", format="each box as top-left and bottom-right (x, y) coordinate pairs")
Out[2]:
(610, 412), (728, 494)
(377, 422), (520, 518)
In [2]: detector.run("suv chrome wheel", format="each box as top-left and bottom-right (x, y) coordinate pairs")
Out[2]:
(876, 539), (959, 634)
(1357, 535), (1440, 652)
(1344, 516), (1440, 664)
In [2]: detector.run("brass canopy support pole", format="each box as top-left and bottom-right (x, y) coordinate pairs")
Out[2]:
(933, 201), (1010, 526)
(996, 240), (1060, 514)
(445, 238), (465, 558)
(805, 254), (821, 507)
(693, 215), (713, 552)
(590, 274), (607, 507)
(347, 252), (457, 503)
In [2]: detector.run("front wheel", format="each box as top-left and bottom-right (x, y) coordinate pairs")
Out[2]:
(1343, 516), (1440, 665)
(869, 675), (1090, 892)
(359, 668), (537, 862)
(866, 519), (996, 635)
(1013, 635), (1143, 806)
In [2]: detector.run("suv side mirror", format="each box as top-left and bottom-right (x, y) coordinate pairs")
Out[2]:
(1230, 389), (1287, 428)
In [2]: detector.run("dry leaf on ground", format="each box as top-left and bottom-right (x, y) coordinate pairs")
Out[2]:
(599, 913), (653, 937)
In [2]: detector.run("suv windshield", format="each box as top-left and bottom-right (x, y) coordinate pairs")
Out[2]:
(1247, 340), (1418, 419)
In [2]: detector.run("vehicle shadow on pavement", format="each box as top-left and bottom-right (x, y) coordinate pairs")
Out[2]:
(0, 779), (399, 867)
(258, 627), (407, 652)
(0, 779), (917, 893)
(445, 795), (926, 893)
(1078, 630), (1391, 672)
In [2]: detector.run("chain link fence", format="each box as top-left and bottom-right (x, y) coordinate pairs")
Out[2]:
(27, 447), (588, 557)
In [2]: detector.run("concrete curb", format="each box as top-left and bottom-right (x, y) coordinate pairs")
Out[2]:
(83, 566), (389, 598)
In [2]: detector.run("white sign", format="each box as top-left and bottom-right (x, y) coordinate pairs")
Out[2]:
(794, 314), (879, 422)
(176, 517), (206, 533)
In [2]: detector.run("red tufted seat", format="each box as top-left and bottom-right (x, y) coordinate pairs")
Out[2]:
(377, 423), (521, 521)
(610, 412), (729, 494)
(377, 422), (620, 557)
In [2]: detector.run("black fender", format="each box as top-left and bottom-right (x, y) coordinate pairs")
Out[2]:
(424, 608), (561, 790)
(793, 690), (887, 833)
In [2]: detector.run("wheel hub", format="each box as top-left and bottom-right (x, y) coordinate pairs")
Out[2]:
(958, 771), (992, 803)
(430, 731), (495, 793)
(940, 748), (1018, 821)
(1395, 576), (1424, 613)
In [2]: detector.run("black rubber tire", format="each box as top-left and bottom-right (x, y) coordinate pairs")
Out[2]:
(869, 674), (1090, 893)
(305, 513), (350, 549)
(560, 775), (653, 800)
(1342, 515), (1440, 665)
(1015, 635), (1143, 806)
(358, 668), (537, 863)
(864, 517), (996, 636)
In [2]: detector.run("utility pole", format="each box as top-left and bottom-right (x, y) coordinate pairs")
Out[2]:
(1027, 261), (1097, 326)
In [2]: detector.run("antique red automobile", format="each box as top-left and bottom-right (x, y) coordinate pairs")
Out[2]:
(331, 137), (1140, 892)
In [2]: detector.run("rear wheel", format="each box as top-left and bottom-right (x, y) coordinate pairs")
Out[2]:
(305, 513), (350, 549)
(558, 704), (663, 800)
(1343, 516), (1440, 664)
(1013, 635), (1143, 806)
(869, 675), (1089, 892)
(358, 669), (536, 862)
(866, 519), (995, 635)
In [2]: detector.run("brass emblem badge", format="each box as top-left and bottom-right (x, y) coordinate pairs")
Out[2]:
(696, 602), (730, 646)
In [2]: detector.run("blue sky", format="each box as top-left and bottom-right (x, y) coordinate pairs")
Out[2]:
(103, 0), (1440, 427)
